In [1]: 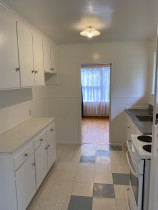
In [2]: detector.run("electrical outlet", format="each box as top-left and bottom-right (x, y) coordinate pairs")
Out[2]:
(29, 109), (32, 116)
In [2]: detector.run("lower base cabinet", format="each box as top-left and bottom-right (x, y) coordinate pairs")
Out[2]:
(35, 140), (48, 189)
(0, 120), (56, 210)
(47, 132), (56, 171)
(15, 155), (36, 210)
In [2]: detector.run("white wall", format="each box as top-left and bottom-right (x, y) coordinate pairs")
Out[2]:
(148, 36), (157, 106)
(47, 41), (149, 145)
(0, 86), (48, 134)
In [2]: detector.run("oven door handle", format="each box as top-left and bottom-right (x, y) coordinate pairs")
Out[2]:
(125, 188), (131, 210)
(126, 151), (139, 177)
(125, 187), (137, 210)
(127, 139), (140, 160)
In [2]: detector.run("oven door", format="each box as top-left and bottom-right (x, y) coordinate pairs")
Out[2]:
(126, 151), (143, 210)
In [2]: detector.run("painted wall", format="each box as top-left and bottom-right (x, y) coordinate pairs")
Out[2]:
(148, 36), (157, 106)
(0, 86), (48, 134)
(47, 41), (149, 145)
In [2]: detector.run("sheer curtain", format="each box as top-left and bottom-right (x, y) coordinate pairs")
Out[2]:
(81, 65), (110, 116)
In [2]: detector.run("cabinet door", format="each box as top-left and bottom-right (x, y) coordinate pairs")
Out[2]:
(47, 132), (56, 171)
(130, 118), (136, 135)
(135, 127), (143, 135)
(43, 38), (52, 73)
(15, 155), (36, 210)
(35, 140), (47, 189)
(0, 10), (20, 89)
(32, 32), (45, 86)
(126, 114), (131, 140)
(17, 21), (34, 87)
(50, 42), (56, 73)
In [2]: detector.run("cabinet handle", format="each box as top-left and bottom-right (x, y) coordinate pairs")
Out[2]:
(45, 147), (48, 150)
(50, 68), (54, 71)
(32, 70), (35, 73)
(35, 71), (38, 74)
(24, 153), (28, 157)
(16, 68), (20, 72)
(40, 139), (43, 142)
(48, 144), (50, 148)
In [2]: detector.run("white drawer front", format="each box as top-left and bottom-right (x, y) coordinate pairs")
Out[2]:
(47, 122), (55, 137)
(33, 131), (46, 151)
(14, 142), (34, 171)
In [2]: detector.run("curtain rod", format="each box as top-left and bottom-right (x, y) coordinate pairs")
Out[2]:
(81, 63), (111, 69)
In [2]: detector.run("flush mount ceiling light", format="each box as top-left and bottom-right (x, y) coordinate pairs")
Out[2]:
(80, 27), (100, 38)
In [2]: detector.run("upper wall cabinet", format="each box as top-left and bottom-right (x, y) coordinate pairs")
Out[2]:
(32, 32), (45, 86)
(0, 9), (20, 89)
(43, 38), (52, 73)
(17, 22), (34, 87)
(0, 6), (54, 90)
(43, 38), (56, 74)
(50, 42), (57, 74)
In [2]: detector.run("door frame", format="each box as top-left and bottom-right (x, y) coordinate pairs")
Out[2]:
(78, 63), (112, 144)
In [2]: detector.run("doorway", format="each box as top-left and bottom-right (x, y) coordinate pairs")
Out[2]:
(80, 63), (111, 144)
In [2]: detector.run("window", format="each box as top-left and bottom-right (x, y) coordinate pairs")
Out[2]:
(81, 65), (110, 103)
(152, 52), (156, 94)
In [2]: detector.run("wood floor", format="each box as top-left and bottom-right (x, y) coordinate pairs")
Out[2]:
(81, 117), (109, 144)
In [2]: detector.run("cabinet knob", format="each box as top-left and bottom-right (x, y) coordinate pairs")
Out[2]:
(32, 162), (36, 166)
(16, 68), (20, 72)
(40, 139), (43, 142)
(35, 71), (38, 74)
(45, 147), (48, 150)
(32, 70), (35, 73)
(50, 68), (54, 71)
(48, 144), (50, 148)
(51, 129), (53, 131)
(24, 153), (28, 157)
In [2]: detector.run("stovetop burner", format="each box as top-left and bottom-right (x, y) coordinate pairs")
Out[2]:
(137, 135), (152, 143)
(143, 145), (152, 153)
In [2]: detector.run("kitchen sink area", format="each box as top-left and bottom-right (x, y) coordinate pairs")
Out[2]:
(126, 108), (153, 135)
(136, 115), (153, 122)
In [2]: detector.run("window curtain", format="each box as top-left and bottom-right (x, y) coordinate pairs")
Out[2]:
(81, 65), (110, 116)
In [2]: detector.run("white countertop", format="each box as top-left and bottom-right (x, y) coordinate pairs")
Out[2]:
(131, 135), (151, 159)
(0, 117), (55, 153)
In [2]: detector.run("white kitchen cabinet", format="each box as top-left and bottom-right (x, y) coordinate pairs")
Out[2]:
(32, 32), (45, 86)
(47, 132), (56, 171)
(0, 118), (56, 210)
(50, 42), (57, 74)
(43, 38), (52, 73)
(0, 6), (58, 89)
(15, 154), (36, 210)
(43, 38), (56, 74)
(135, 126), (143, 135)
(0, 9), (20, 89)
(125, 112), (143, 141)
(17, 21), (34, 87)
(35, 139), (47, 189)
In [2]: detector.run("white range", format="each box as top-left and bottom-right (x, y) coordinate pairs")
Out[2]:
(126, 134), (151, 210)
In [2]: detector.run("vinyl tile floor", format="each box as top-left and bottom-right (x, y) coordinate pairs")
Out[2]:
(27, 144), (129, 210)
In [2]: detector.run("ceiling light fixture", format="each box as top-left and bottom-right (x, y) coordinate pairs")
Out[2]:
(80, 27), (100, 38)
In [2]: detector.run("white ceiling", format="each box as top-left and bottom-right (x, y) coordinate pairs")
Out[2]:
(1, 0), (158, 43)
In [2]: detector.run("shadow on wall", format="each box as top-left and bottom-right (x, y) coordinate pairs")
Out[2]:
(111, 97), (148, 145)
(0, 88), (32, 109)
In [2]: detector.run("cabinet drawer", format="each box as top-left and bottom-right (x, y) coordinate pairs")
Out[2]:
(34, 131), (46, 150)
(47, 122), (55, 137)
(14, 142), (34, 171)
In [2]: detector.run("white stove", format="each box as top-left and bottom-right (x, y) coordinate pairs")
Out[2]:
(126, 135), (151, 210)
(131, 135), (151, 160)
